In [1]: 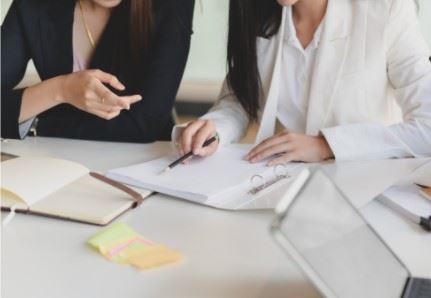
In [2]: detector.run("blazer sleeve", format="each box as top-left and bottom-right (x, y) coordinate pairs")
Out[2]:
(321, 0), (431, 161)
(200, 80), (250, 145)
(1, 0), (32, 139)
(126, 0), (195, 141)
(171, 81), (249, 145)
(171, 79), (250, 145)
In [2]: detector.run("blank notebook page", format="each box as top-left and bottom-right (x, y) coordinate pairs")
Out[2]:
(107, 147), (270, 202)
(1, 157), (89, 206)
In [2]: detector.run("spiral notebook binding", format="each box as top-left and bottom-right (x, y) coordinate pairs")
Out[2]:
(249, 165), (291, 195)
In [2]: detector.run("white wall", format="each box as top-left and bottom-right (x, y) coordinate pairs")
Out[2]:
(178, 0), (229, 102)
(182, 0), (229, 82)
(0, 0), (11, 19)
(418, 0), (431, 48)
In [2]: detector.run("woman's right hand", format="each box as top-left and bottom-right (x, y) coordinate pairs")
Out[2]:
(178, 119), (219, 157)
(59, 69), (142, 120)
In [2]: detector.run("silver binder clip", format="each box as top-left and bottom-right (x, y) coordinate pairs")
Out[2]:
(274, 164), (290, 179)
(250, 175), (266, 195)
(262, 164), (290, 190)
(249, 165), (291, 195)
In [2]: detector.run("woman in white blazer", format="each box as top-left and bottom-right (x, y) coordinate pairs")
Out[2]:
(176, 0), (431, 165)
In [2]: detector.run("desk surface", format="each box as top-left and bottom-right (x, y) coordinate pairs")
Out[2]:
(1, 137), (430, 298)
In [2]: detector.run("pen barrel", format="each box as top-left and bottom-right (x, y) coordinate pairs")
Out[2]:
(167, 136), (218, 170)
(202, 136), (217, 147)
(168, 152), (193, 169)
(420, 216), (431, 231)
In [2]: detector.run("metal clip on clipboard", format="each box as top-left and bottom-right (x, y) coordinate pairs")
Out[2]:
(249, 165), (291, 195)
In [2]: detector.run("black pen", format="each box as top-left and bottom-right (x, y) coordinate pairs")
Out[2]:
(161, 135), (219, 174)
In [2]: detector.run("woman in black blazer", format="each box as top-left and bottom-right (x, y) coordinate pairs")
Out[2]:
(1, 0), (194, 142)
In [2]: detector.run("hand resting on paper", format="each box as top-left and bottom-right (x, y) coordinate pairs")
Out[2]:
(244, 129), (334, 166)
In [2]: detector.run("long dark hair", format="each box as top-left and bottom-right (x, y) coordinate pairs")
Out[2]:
(102, 0), (153, 86)
(227, 1), (282, 121)
(129, 0), (153, 64)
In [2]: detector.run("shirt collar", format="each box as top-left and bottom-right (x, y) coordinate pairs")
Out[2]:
(284, 6), (325, 51)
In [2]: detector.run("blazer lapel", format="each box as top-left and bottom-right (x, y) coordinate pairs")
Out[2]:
(255, 7), (287, 144)
(306, 0), (351, 135)
(39, 0), (75, 78)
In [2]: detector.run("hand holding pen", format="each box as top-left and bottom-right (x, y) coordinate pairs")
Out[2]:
(176, 119), (220, 157)
(164, 133), (219, 174)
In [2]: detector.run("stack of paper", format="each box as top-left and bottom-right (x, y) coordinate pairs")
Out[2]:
(107, 146), (304, 209)
(88, 222), (182, 270)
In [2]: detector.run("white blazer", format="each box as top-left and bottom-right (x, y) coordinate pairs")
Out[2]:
(196, 0), (431, 161)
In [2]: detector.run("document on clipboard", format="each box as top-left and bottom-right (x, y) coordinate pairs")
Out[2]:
(107, 146), (305, 210)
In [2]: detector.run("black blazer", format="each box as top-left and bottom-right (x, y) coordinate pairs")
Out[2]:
(1, 0), (194, 142)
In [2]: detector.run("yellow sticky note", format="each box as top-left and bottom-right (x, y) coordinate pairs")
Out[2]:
(127, 245), (183, 270)
(88, 222), (139, 251)
(87, 222), (183, 270)
(109, 239), (153, 263)
(87, 222), (152, 263)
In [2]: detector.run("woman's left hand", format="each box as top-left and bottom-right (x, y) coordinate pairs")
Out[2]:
(244, 130), (334, 166)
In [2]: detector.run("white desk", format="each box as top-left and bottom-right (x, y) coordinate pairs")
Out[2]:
(1, 137), (430, 298)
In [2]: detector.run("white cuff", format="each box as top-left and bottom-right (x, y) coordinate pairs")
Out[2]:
(18, 117), (35, 139)
(171, 123), (188, 148)
(199, 116), (245, 146)
(321, 123), (412, 162)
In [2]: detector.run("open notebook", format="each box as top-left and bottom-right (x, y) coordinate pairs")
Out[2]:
(1, 157), (152, 225)
(107, 147), (305, 210)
